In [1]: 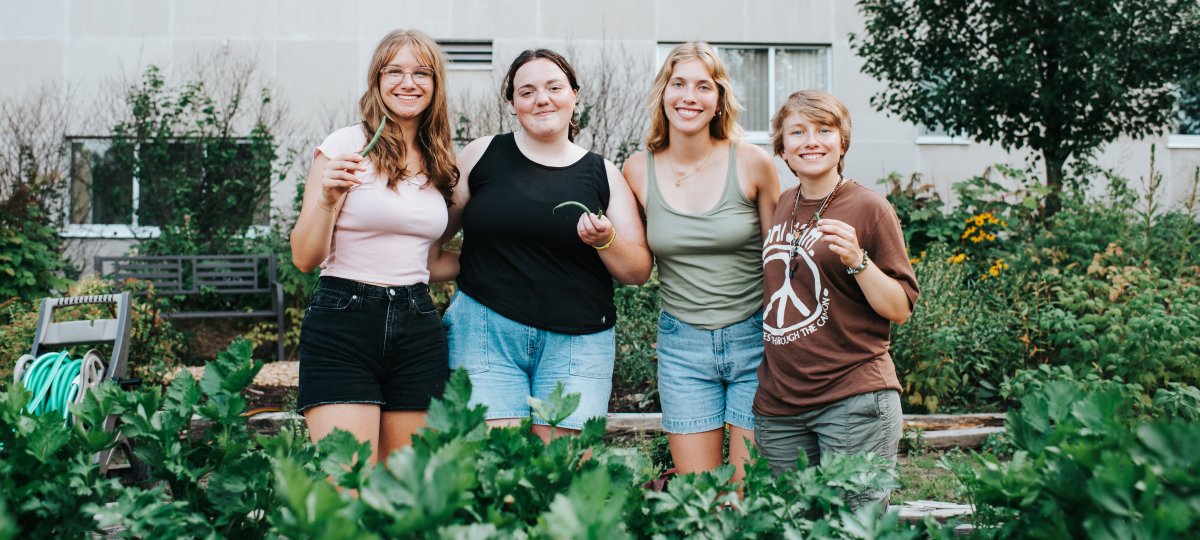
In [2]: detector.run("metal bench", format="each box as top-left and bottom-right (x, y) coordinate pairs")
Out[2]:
(94, 254), (285, 362)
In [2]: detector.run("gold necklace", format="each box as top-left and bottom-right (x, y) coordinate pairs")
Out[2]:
(665, 144), (716, 187)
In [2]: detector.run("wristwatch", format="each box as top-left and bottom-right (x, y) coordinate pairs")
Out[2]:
(846, 249), (870, 275)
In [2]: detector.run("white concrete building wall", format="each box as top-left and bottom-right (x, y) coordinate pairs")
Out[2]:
(3, 0), (1197, 249)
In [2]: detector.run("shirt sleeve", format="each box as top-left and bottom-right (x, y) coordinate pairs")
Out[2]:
(864, 194), (920, 309)
(315, 125), (367, 161)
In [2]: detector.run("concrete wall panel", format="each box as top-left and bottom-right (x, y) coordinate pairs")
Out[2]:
(1, 0), (66, 38)
(68, 0), (169, 38)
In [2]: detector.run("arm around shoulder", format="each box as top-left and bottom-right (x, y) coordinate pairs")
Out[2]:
(742, 144), (781, 240)
(599, 159), (652, 285)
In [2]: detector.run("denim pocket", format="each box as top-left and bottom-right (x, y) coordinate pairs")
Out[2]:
(308, 288), (358, 312)
(568, 331), (615, 379)
(748, 310), (765, 331)
(412, 293), (439, 316)
(657, 311), (680, 335)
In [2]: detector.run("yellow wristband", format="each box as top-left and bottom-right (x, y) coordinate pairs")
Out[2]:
(593, 229), (617, 250)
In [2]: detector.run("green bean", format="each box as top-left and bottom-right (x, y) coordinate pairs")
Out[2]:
(360, 116), (387, 157)
(553, 200), (603, 218)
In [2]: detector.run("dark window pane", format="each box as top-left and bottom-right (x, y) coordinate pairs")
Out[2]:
(721, 48), (769, 131)
(774, 48), (829, 108)
(70, 139), (133, 224)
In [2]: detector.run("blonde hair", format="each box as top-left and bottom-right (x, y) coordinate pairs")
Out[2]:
(770, 89), (852, 174)
(644, 42), (742, 153)
(358, 29), (458, 203)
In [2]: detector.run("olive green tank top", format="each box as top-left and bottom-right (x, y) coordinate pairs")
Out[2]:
(646, 143), (763, 330)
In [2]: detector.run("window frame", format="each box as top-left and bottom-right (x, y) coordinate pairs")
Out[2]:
(62, 135), (271, 239)
(656, 43), (834, 144)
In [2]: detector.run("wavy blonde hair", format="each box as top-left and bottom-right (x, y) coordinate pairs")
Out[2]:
(770, 90), (852, 174)
(358, 29), (458, 204)
(644, 42), (742, 153)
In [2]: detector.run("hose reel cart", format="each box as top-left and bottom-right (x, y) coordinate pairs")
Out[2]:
(14, 293), (143, 477)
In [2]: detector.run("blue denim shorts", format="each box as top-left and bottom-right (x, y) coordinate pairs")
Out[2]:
(656, 309), (763, 433)
(443, 291), (615, 430)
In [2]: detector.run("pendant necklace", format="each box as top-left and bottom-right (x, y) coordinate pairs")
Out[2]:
(786, 175), (845, 279)
(666, 144), (716, 187)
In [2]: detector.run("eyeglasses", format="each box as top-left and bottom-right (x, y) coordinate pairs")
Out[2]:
(380, 66), (434, 84)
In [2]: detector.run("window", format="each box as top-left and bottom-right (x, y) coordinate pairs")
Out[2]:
(915, 124), (971, 146)
(658, 44), (831, 138)
(439, 40), (493, 70)
(66, 137), (270, 238)
(1169, 77), (1200, 149)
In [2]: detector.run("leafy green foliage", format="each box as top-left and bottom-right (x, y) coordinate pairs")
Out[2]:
(950, 379), (1200, 539)
(892, 245), (1024, 412)
(112, 65), (281, 256)
(99, 337), (303, 538)
(0, 382), (122, 537)
(852, 0), (1200, 215)
(0, 187), (71, 303)
(888, 161), (1200, 411)
(612, 273), (661, 411)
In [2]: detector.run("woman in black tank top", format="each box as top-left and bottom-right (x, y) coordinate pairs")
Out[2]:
(441, 49), (651, 442)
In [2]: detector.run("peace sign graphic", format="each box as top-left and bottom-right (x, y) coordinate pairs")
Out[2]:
(764, 228), (826, 336)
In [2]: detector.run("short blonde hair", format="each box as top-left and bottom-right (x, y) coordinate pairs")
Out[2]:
(770, 90), (852, 174)
(645, 42), (742, 153)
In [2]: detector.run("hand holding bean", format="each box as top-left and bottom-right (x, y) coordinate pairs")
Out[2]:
(321, 153), (366, 208)
(815, 218), (864, 268)
(577, 212), (615, 247)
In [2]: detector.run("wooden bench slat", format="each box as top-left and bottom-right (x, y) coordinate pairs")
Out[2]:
(196, 261), (258, 270)
(195, 270), (259, 278)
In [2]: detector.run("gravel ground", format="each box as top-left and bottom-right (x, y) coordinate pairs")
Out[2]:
(172, 361), (299, 387)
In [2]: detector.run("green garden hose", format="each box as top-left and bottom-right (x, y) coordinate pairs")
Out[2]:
(14, 350), (106, 425)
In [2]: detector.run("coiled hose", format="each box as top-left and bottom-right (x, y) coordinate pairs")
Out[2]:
(13, 350), (106, 426)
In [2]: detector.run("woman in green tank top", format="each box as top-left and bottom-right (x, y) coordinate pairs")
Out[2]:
(622, 42), (780, 487)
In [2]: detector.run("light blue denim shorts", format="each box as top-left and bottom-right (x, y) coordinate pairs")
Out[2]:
(656, 309), (764, 434)
(443, 290), (614, 430)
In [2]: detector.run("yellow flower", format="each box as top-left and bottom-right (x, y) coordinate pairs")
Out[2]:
(946, 253), (966, 264)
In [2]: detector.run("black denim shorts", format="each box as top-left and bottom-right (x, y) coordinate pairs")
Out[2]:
(296, 276), (449, 413)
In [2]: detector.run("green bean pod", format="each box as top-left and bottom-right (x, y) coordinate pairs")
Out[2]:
(361, 116), (388, 157)
(553, 200), (604, 218)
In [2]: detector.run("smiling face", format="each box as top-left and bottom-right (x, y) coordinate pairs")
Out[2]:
(662, 59), (719, 136)
(510, 58), (577, 140)
(779, 112), (845, 181)
(378, 45), (434, 120)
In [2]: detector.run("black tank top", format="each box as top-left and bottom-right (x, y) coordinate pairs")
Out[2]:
(457, 133), (615, 334)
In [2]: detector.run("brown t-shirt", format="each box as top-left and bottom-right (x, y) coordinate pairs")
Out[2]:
(754, 180), (919, 416)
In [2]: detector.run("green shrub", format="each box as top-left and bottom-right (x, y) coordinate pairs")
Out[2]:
(93, 338), (315, 538)
(612, 273), (661, 411)
(0, 378), (123, 537)
(0, 186), (71, 303)
(892, 245), (1025, 412)
(949, 378), (1200, 539)
(888, 162), (1200, 412)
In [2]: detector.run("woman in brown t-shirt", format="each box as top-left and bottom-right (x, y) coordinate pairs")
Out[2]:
(754, 90), (919, 510)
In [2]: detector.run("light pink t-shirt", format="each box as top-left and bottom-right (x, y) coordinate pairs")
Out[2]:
(315, 125), (448, 287)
